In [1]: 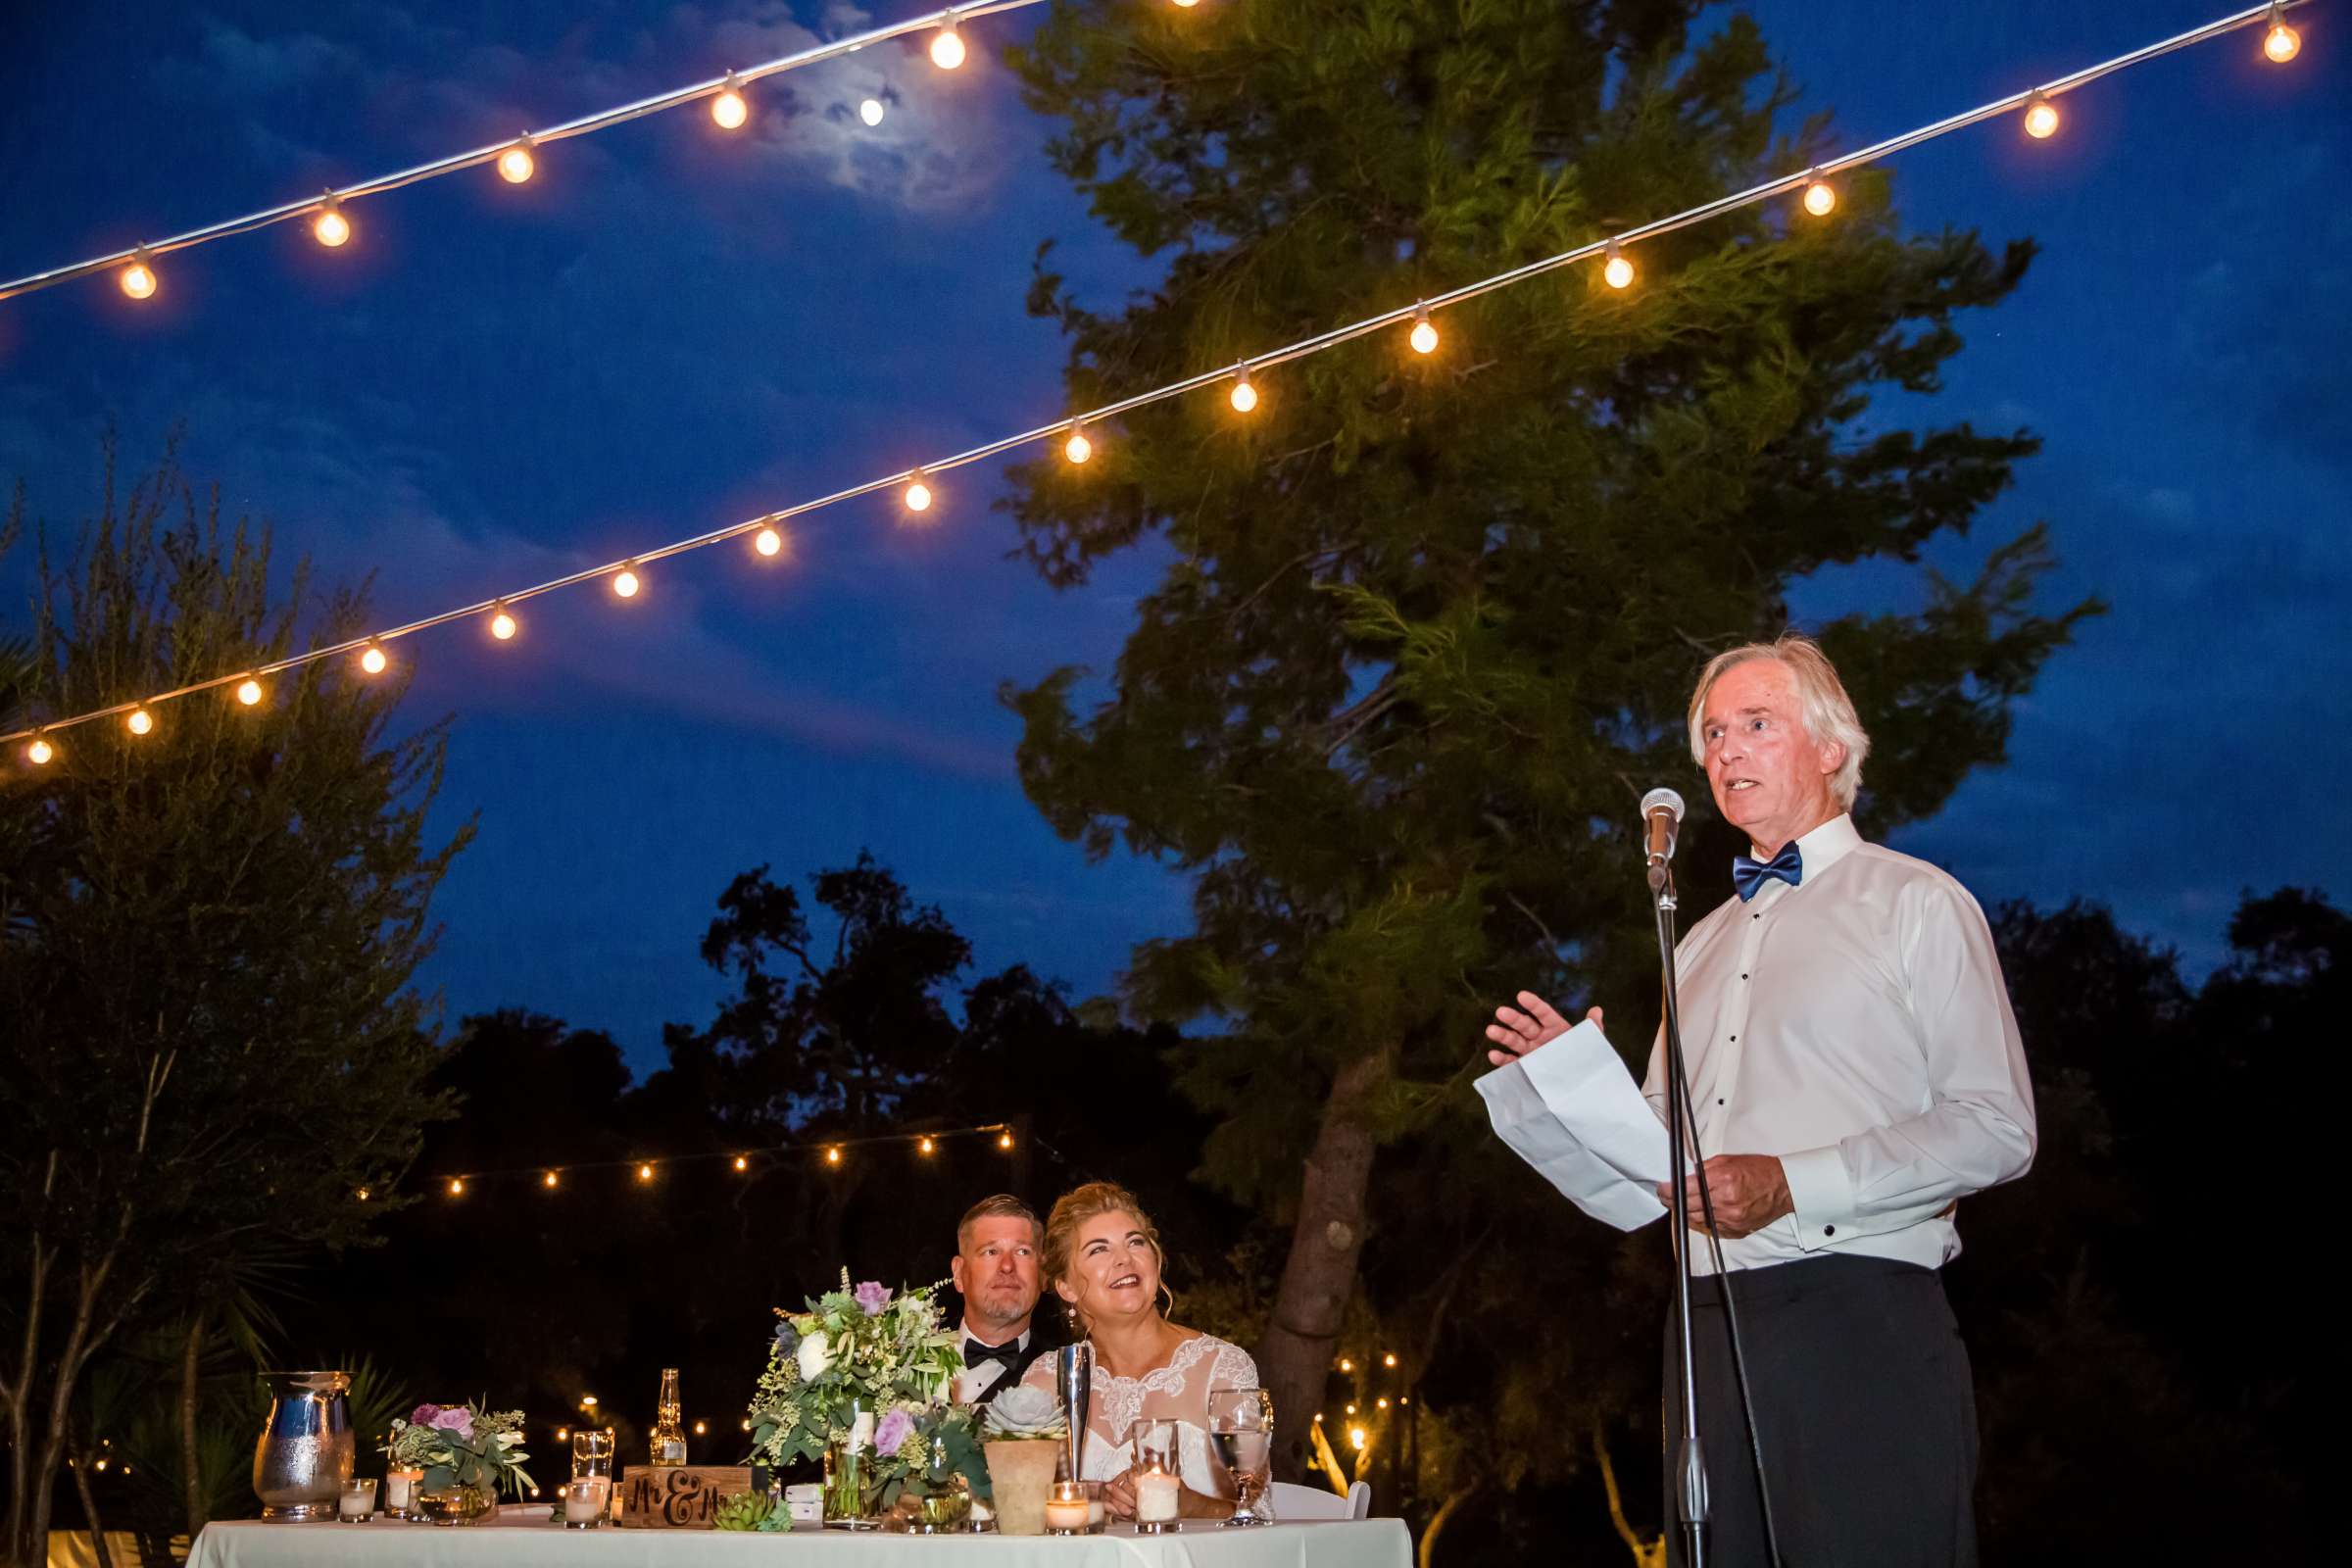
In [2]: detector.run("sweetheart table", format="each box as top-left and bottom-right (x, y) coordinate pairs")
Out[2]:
(187, 1506), (1413, 1568)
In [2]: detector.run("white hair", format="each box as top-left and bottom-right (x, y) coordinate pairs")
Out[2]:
(1685, 633), (1871, 809)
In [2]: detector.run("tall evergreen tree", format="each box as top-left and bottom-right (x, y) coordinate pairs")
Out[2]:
(1004, 0), (2094, 1473)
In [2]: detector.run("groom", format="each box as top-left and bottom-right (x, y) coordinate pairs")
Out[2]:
(949, 1194), (1052, 1406)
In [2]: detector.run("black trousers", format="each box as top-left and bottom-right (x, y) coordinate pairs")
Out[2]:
(1662, 1253), (1979, 1568)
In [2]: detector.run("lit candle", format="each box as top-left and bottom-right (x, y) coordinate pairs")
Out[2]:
(338, 1479), (377, 1520)
(564, 1477), (608, 1526)
(383, 1468), (419, 1510)
(1044, 1482), (1090, 1533)
(1135, 1471), (1181, 1524)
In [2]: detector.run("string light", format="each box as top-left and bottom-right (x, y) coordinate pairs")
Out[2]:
(498, 137), (537, 183)
(930, 16), (967, 71)
(448, 1177), (466, 1197)
(1383, 1352), (1397, 1368)
(2263, 3), (2300, 60)
(1801, 172), (1837, 217)
(637, 1162), (655, 1182)
(2023, 92), (2060, 139)
(1376, 1397), (1389, 1409)
(1338, 1358), (1353, 1373)
(1407, 304), (1438, 355)
(693, 1421), (708, 1436)
(860, 98), (887, 126)
(357, 1188), (371, 1201)
(918, 1137), (935, 1155)
(26, 735), (55, 766)
(711, 74), (751, 130)
(127, 707), (154, 736)
(556, 1427), (569, 1442)
(1349, 1428), (1366, 1450)
(543, 1170), (561, 1189)
(904, 472), (935, 514)
(1063, 423), (1094, 465)
(235, 678), (264, 707)
(997, 1130), (1014, 1151)
(120, 252), (158, 301)
(1345, 1402), (1356, 1415)
(359, 643), (389, 674)
(825, 1146), (843, 1165)
(1602, 239), (1635, 290)
(733, 1153), (749, 1171)
(0, 4), (2296, 753)
(314, 196), (352, 248)
(612, 563), (642, 598)
(754, 523), (785, 558)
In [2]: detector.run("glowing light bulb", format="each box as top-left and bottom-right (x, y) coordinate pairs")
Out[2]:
(905, 474), (934, 514)
(2023, 94), (2059, 140)
(499, 139), (537, 183)
(314, 199), (352, 248)
(26, 736), (55, 765)
(490, 605), (517, 640)
(360, 644), (388, 674)
(2264, 13), (2300, 62)
(1602, 241), (1635, 290)
(1064, 424), (1093, 464)
(1339, 1358), (1353, 1373)
(448, 1177), (466, 1197)
(612, 564), (641, 598)
(357, 1188), (371, 1201)
(930, 22), (966, 71)
(712, 79), (750, 129)
(732, 1153), (750, 1171)
(1349, 1428), (1366, 1450)
(1407, 305), (1438, 355)
(859, 98), (886, 126)
(1230, 367), (1258, 413)
(120, 256), (158, 300)
(1802, 177), (1836, 217)
(556, 1427), (568, 1441)
(918, 1136), (935, 1154)
(127, 708), (154, 736)
(1383, 1352), (1397, 1368)
(236, 679), (264, 707)
(1173, 0), (1200, 7)
(543, 1170), (560, 1188)
(637, 1162), (654, 1182)
(825, 1147), (842, 1165)
(693, 1421), (707, 1436)
(754, 524), (785, 558)
(998, 1130), (1014, 1150)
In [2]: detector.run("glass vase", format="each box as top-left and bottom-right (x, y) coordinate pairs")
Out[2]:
(822, 1439), (879, 1529)
(416, 1481), (493, 1526)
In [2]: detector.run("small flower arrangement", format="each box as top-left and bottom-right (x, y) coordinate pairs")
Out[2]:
(978, 1385), (1067, 1443)
(380, 1401), (538, 1499)
(872, 1404), (992, 1510)
(745, 1271), (965, 1471)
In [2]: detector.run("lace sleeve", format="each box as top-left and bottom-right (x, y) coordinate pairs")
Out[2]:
(1210, 1339), (1260, 1391)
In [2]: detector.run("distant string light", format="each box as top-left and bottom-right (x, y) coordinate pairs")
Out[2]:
(3, 2), (2305, 753)
(637, 1162), (656, 1182)
(543, 1170), (561, 1189)
(754, 523), (786, 557)
(2263, 2), (2302, 59)
(733, 1153), (750, 1171)
(26, 735), (55, 765)
(0, 4), (1080, 309)
(235, 679), (264, 707)
(2023, 92), (2061, 139)
(1801, 172), (1837, 216)
(1062, 423), (1094, 464)
(360, 643), (388, 674)
(1601, 240), (1635, 290)
(314, 197), (352, 248)
(126, 708), (153, 736)
(1407, 304), (1438, 355)
(612, 563), (642, 599)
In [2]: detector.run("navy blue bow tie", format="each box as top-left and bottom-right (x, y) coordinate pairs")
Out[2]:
(1733, 842), (1803, 902)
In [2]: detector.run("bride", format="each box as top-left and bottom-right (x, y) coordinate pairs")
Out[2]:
(1015, 1181), (1255, 1521)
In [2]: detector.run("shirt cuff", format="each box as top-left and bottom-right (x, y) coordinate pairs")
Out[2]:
(1779, 1145), (1854, 1250)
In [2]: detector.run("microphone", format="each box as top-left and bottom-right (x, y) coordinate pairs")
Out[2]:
(1641, 787), (1686, 869)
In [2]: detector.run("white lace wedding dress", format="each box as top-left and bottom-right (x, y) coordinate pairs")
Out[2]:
(1016, 1331), (1259, 1493)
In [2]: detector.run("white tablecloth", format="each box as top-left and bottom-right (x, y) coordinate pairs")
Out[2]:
(187, 1507), (1412, 1568)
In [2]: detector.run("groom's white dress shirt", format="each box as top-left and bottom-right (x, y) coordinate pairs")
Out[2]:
(1642, 812), (2037, 1274)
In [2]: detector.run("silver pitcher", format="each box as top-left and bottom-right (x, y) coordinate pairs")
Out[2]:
(252, 1369), (355, 1521)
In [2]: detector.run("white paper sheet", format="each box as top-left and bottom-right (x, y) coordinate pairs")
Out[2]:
(1476, 1017), (1673, 1231)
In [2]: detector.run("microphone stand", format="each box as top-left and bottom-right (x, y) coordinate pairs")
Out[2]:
(1648, 853), (1709, 1568)
(1648, 851), (1783, 1568)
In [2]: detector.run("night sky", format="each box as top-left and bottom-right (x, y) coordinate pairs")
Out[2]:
(3, 1), (2345, 1073)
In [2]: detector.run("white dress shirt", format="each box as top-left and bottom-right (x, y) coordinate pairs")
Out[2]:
(1642, 812), (2036, 1274)
(951, 1320), (1033, 1403)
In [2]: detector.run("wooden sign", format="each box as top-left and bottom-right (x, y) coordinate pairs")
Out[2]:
(617, 1465), (756, 1529)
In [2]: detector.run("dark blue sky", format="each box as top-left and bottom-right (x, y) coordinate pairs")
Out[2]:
(4, 2), (2345, 1071)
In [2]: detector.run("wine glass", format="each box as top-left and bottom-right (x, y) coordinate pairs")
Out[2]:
(1206, 1388), (1274, 1527)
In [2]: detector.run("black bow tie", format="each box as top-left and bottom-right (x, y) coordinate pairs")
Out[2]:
(964, 1337), (1023, 1369)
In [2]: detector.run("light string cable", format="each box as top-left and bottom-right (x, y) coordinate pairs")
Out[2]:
(0, 2), (1053, 305)
(418, 1121), (1084, 1197)
(1, 0), (2312, 750)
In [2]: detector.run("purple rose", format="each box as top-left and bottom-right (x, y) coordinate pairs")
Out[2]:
(853, 1280), (893, 1316)
(873, 1408), (916, 1458)
(411, 1403), (443, 1426)
(429, 1406), (476, 1441)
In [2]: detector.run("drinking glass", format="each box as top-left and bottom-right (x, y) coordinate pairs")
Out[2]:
(1206, 1388), (1274, 1526)
(569, 1428), (614, 1528)
(1124, 1419), (1182, 1534)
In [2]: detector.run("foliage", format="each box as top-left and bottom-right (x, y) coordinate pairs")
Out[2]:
(380, 1401), (536, 1498)
(0, 439), (468, 1560)
(978, 1384), (1066, 1442)
(710, 1490), (781, 1531)
(874, 1405), (992, 1508)
(746, 1275), (963, 1470)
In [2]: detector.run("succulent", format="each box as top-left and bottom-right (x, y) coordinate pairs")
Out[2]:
(980, 1385), (1067, 1441)
(711, 1491), (778, 1532)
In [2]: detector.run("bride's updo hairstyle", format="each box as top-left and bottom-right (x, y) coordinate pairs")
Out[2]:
(1043, 1181), (1171, 1328)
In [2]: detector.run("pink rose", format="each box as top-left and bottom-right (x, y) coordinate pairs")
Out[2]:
(429, 1406), (475, 1440)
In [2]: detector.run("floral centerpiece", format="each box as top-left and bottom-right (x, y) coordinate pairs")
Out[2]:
(379, 1402), (536, 1525)
(746, 1273), (976, 1524)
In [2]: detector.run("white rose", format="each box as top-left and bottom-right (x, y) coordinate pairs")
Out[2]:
(796, 1329), (834, 1383)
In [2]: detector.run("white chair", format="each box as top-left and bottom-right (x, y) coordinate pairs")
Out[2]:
(1267, 1479), (1371, 1520)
